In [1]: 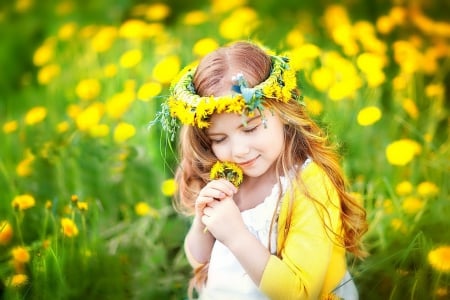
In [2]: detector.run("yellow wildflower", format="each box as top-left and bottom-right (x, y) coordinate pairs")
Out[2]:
(58, 22), (77, 40)
(161, 179), (177, 196)
(311, 67), (333, 91)
(89, 124), (109, 138)
(428, 246), (450, 273)
(8, 273), (28, 288)
(119, 49), (142, 69)
(391, 218), (407, 233)
(77, 201), (88, 212)
(15, 0), (33, 12)
(134, 202), (159, 217)
(12, 246), (30, 264)
(105, 91), (134, 119)
(0, 221), (13, 245)
(25, 106), (47, 125)
(33, 40), (55, 66)
(37, 63), (60, 85)
(56, 121), (70, 133)
(357, 106), (382, 126)
(12, 194), (36, 211)
(75, 78), (101, 101)
(145, 3), (170, 21)
(219, 7), (259, 40)
(385, 139), (421, 166)
(376, 15), (394, 34)
(90, 26), (117, 53)
(137, 82), (162, 101)
(119, 19), (148, 40)
(3, 120), (18, 133)
(425, 83), (444, 98)
(193, 38), (219, 57)
(417, 181), (439, 197)
(395, 181), (413, 196)
(61, 218), (79, 237)
(304, 98), (323, 116)
(16, 150), (35, 177)
(210, 161), (243, 187)
(402, 98), (419, 119)
(75, 103), (104, 131)
(183, 10), (208, 25)
(103, 64), (118, 78)
(152, 55), (181, 84)
(402, 196), (424, 215)
(113, 122), (136, 143)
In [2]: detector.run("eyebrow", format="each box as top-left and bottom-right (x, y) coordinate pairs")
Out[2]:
(207, 115), (261, 136)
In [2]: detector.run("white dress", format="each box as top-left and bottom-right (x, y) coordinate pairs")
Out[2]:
(199, 159), (358, 300)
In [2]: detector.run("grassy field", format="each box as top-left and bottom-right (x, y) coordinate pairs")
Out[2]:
(0, 0), (449, 299)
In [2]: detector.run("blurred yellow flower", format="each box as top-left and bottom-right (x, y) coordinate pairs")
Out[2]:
(428, 246), (450, 273)
(119, 19), (148, 39)
(55, 0), (74, 15)
(219, 7), (259, 40)
(33, 40), (55, 66)
(366, 70), (386, 88)
(119, 49), (143, 68)
(392, 75), (407, 91)
(137, 82), (162, 101)
(16, 150), (35, 177)
(3, 120), (18, 133)
(134, 202), (159, 217)
(12, 246), (30, 264)
(77, 201), (88, 212)
(304, 98), (323, 116)
(75, 103), (104, 131)
(193, 38), (219, 57)
(89, 124), (110, 138)
(8, 274), (28, 288)
(12, 194), (36, 211)
(402, 196), (424, 215)
(391, 218), (407, 233)
(152, 55), (180, 84)
(25, 106), (47, 125)
(0, 221), (13, 245)
(75, 78), (101, 101)
(61, 218), (79, 237)
(425, 83), (444, 98)
(37, 63), (60, 85)
(113, 122), (136, 143)
(376, 15), (394, 34)
(385, 139), (421, 166)
(389, 6), (406, 25)
(161, 178), (177, 196)
(395, 181), (413, 196)
(417, 181), (439, 197)
(145, 3), (170, 21)
(58, 22), (77, 40)
(212, 0), (246, 13)
(183, 10), (208, 25)
(285, 29), (304, 48)
(402, 98), (419, 119)
(56, 121), (70, 133)
(91, 26), (117, 53)
(311, 67), (333, 91)
(383, 199), (393, 214)
(357, 106), (382, 126)
(15, 0), (33, 12)
(103, 64), (118, 78)
(106, 92), (134, 119)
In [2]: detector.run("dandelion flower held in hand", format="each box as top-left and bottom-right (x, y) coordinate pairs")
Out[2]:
(210, 161), (243, 187)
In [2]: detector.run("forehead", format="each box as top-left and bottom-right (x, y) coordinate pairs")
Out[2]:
(207, 113), (250, 133)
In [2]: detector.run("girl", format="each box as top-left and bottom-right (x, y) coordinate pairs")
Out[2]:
(153, 41), (367, 299)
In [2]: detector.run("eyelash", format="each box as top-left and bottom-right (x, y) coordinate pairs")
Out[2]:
(210, 124), (259, 144)
(243, 125), (258, 133)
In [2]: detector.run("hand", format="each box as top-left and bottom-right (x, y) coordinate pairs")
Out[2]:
(195, 179), (237, 218)
(201, 197), (247, 245)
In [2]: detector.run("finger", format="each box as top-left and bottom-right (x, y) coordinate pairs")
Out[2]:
(207, 179), (237, 196)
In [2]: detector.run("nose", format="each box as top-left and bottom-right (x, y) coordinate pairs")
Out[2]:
(230, 136), (250, 157)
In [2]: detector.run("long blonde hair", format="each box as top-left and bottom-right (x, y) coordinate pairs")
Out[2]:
(173, 41), (368, 293)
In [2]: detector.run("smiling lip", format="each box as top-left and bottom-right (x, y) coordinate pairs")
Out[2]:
(238, 156), (259, 167)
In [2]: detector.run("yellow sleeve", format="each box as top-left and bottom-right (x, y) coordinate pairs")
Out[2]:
(259, 163), (346, 300)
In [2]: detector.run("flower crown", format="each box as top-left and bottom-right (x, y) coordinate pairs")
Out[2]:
(150, 49), (301, 141)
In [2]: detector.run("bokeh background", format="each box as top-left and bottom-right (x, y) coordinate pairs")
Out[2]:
(0, 0), (449, 299)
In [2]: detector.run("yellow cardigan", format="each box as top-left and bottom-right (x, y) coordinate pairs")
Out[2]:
(259, 162), (346, 300)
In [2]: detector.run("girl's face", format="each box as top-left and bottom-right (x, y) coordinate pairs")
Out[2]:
(206, 110), (285, 178)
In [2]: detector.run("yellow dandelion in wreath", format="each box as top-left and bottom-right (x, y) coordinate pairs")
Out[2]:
(210, 161), (244, 187)
(428, 245), (450, 273)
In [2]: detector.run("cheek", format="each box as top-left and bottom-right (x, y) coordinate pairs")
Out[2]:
(211, 144), (228, 160)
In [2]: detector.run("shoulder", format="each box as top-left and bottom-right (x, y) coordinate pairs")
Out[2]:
(297, 161), (337, 203)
